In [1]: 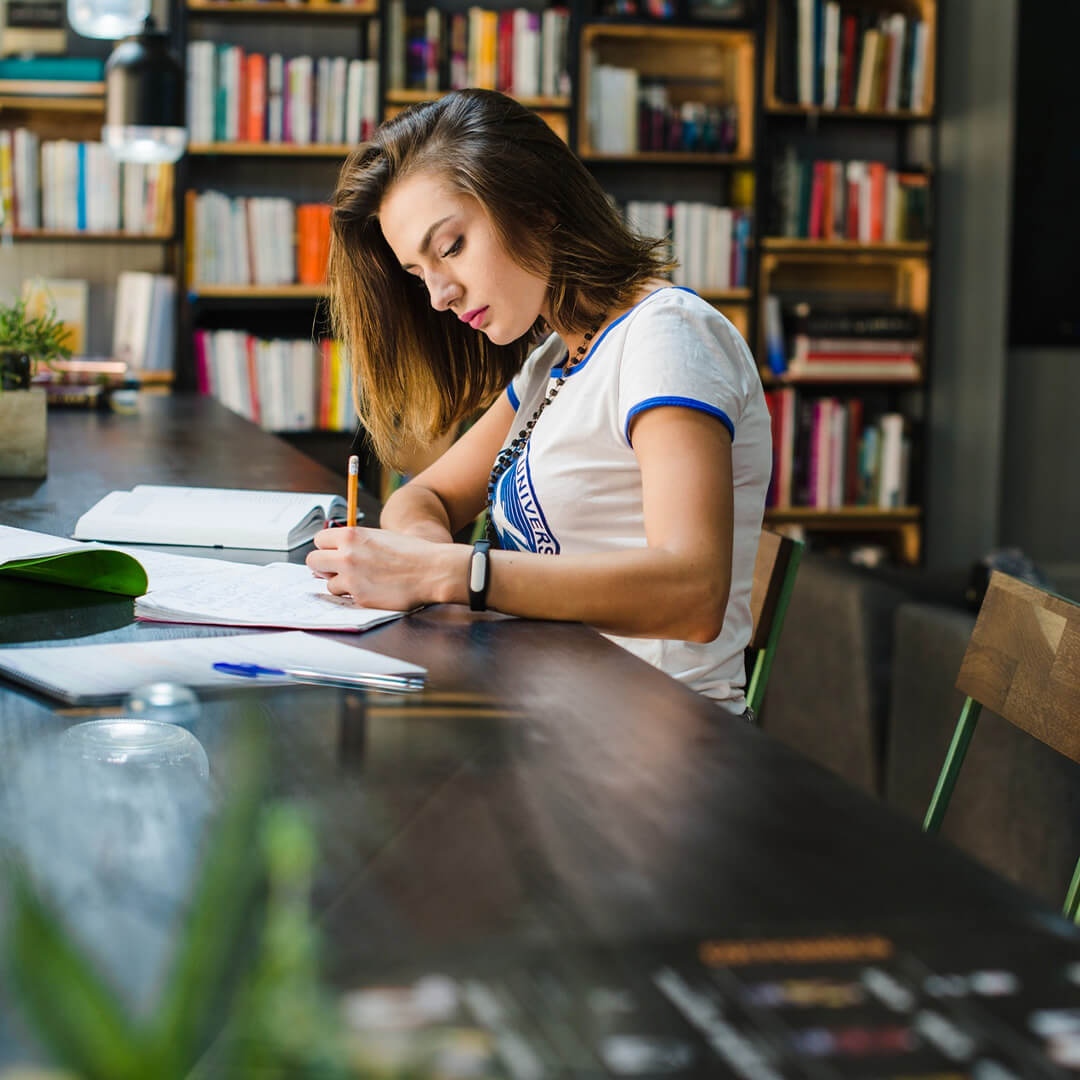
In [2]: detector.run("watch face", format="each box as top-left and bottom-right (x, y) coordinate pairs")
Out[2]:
(470, 551), (487, 594)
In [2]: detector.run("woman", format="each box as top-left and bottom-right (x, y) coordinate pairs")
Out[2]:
(307, 88), (772, 715)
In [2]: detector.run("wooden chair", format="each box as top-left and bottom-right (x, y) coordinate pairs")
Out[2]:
(923, 570), (1080, 920)
(746, 530), (804, 718)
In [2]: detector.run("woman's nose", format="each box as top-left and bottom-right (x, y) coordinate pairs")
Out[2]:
(427, 272), (460, 313)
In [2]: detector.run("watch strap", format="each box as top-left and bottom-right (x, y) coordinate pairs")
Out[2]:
(468, 539), (491, 612)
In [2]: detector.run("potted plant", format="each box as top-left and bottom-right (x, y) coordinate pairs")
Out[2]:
(0, 295), (72, 478)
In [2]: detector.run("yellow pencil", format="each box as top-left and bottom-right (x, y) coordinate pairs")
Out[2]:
(346, 454), (359, 528)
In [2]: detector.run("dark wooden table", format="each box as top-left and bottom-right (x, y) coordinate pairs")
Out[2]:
(3, 397), (1079, 1078)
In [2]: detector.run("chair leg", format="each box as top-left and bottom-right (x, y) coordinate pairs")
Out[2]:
(923, 697), (982, 835)
(746, 651), (766, 717)
(1064, 858), (1080, 922)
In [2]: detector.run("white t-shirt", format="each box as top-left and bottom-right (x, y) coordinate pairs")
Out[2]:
(492, 285), (772, 712)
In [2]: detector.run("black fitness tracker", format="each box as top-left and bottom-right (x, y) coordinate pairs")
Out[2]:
(468, 539), (491, 611)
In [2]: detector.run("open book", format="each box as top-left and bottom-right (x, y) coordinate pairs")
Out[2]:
(1, 526), (405, 633)
(73, 484), (358, 550)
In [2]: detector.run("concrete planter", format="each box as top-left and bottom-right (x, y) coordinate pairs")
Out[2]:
(0, 387), (47, 478)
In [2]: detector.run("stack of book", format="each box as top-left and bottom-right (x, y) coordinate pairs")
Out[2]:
(186, 42), (379, 146)
(765, 390), (910, 511)
(765, 299), (921, 380)
(772, 149), (929, 243)
(194, 330), (356, 433)
(624, 200), (752, 290)
(774, 0), (931, 112)
(0, 131), (173, 234)
(387, 2), (570, 97)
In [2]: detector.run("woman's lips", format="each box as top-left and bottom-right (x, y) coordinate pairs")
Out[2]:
(461, 306), (488, 329)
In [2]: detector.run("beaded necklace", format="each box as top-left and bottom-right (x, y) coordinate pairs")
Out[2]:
(484, 315), (606, 547)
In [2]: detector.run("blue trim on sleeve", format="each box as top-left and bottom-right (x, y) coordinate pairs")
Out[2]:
(624, 396), (735, 446)
(506, 382), (520, 411)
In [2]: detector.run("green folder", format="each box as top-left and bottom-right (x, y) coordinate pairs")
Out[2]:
(0, 549), (148, 597)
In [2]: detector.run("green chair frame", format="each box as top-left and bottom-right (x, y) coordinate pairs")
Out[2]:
(746, 531), (804, 718)
(922, 571), (1080, 922)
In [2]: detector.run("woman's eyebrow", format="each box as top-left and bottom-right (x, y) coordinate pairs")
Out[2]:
(400, 214), (455, 270)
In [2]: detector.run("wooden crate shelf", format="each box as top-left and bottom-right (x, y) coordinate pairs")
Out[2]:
(186, 0), (376, 14)
(578, 24), (756, 160)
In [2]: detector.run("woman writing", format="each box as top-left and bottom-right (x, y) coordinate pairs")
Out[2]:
(307, 89), (772, 716)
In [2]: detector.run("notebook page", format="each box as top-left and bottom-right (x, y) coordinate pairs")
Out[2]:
(0, 524), (95, 563)
(136, 560), (404, 631)
(0, 631), (425, 704)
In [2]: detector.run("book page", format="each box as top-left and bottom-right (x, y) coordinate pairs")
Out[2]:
(0, 631), (425, 704)
(136, 560), (404, 632)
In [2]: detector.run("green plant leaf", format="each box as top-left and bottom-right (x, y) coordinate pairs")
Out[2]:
(148, 710), (270, 1071)
(6, 871), (149, 1080)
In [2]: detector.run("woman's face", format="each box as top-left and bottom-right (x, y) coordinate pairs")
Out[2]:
(379, 170), (550, 346)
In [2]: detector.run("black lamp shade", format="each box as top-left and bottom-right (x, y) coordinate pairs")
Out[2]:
(105, 22), (185, 130)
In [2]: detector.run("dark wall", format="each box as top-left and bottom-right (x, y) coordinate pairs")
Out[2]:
(1008, 3), (1080, 347)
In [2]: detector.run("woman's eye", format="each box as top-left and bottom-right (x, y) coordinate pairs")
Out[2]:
(412, 275), (428, 291)
(441, 236), (463, 258)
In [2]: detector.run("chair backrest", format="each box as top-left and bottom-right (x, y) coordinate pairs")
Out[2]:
(924, 570), (1080, 920)
(957, 570), (1080, 764)
(746, 530), (804, 716)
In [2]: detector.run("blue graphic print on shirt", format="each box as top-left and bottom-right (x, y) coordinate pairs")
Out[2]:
(492, 442), (560, 554)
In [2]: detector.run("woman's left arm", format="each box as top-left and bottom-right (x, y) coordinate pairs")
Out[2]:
(307, 405), (734, 642)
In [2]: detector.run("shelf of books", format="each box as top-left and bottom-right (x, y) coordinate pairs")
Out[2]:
(193, 328), (356, 434)
(383, 3), (573, 142)
(1, 129), (175, 238)
(764, 0), (936, 117)
(758, 243), (928, 563)
(579, 24), (754, 160)
(754, 0), (936, 565)
(181, 0), (376, 432)
(183, 189), (332, 305)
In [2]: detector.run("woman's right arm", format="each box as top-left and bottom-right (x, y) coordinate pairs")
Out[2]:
(378, 392), (517, 542)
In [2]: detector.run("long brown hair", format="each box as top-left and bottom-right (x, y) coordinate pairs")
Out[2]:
(328, 88), (673, 467)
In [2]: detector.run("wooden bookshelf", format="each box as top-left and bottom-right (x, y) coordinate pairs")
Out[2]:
(384, 88), (571, 111)
(10, 229), (173, 242)
(187, 142), (352, 156)
(186, 0), (376, 15)
(765, 103), (934, 121)
(698, 288), (753, 302)
(578, 24), (755, 160)
(382, 99), (570, 143)
(761, 238), (930, 255)
(579, 151), (754, 165)
(766, 506), (920, 523)
(187, 284), (327, 299)
(766, 507), (922, 563)
(757, 249), (930, 360)
(760, 370), (924, 388)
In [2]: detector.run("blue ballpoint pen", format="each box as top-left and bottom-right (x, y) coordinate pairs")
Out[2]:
(213, 662), (425, 694)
